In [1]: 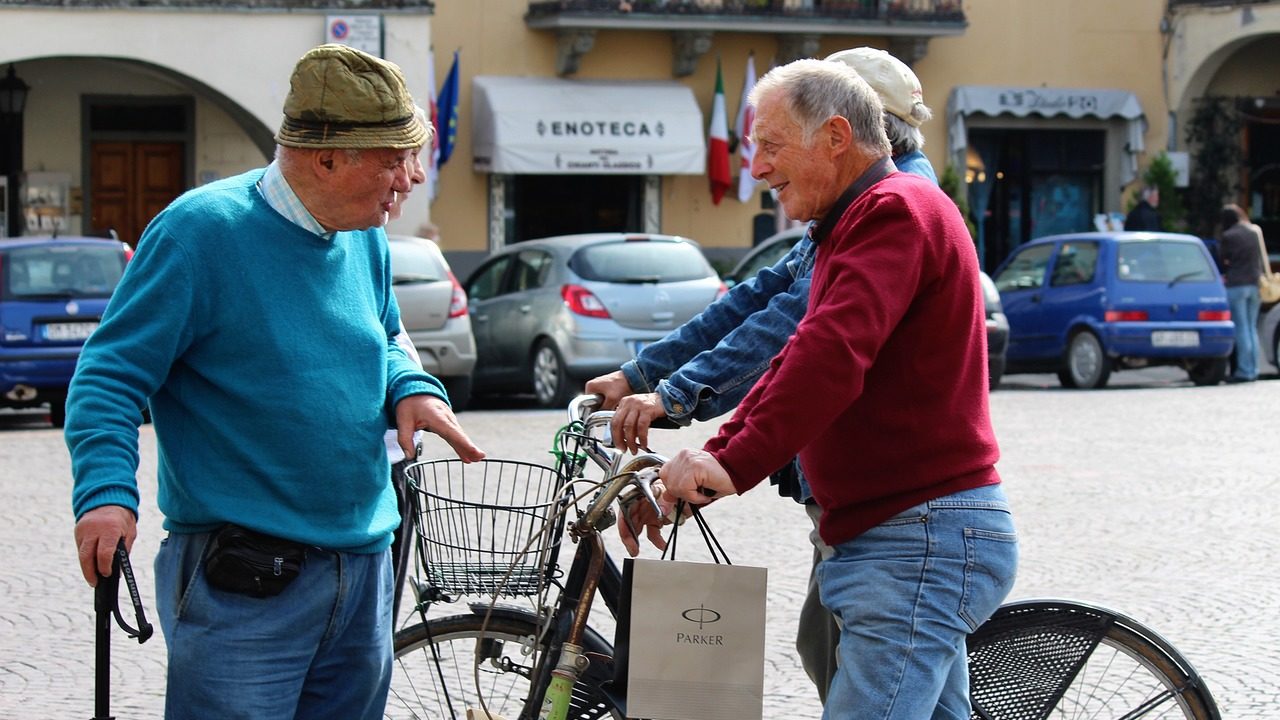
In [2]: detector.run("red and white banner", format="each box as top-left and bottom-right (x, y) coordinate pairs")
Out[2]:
(735, 54), (759, 203)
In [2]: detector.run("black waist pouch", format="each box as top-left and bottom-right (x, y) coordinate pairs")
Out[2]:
(203, 524), (308, 598)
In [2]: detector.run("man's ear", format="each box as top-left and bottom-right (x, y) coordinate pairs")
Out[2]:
(826, 115), (853, 155)
(315, 149), (337, 173)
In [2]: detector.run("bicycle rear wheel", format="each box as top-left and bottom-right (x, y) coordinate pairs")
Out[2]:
(967, 599), (1220, 719)
(387, 610), (623, 720)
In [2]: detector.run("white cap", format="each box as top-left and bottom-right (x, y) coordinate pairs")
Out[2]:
(824, 47), (927, 128)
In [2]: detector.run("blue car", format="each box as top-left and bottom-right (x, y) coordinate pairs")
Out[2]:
(0, 235), (131, 425)
(991, 231), (1234, 389)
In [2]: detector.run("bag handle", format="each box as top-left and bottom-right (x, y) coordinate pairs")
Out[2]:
(662, 501), (732, 565)
(1254, 223), (1274, 281)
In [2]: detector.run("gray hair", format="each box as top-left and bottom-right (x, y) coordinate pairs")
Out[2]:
(749, 58), (891, 157)
(885, 109), (929, 156)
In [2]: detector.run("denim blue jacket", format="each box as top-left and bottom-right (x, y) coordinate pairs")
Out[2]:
(620, 150), (937, 501)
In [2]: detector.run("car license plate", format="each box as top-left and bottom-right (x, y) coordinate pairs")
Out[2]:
(1151, 330), (1199, 348)
(42, 321), (99, 341)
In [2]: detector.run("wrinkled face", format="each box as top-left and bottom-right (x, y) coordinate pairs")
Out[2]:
(749, 90), (841, 223)
(319, 148), (414, 231)
(389, 146), (427, 221)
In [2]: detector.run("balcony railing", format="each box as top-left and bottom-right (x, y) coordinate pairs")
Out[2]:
(1167, 0), (1275, 7)
(527, 0), (964, 24)
(527, 0), (966, 75)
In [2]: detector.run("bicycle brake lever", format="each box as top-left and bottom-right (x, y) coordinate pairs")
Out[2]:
(632, 466), (664, 517)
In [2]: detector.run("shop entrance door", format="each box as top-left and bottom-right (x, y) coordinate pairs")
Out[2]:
(968, 129), (1105, 272)
(508, 174), (642, 244)
(89, 141), (184, 246)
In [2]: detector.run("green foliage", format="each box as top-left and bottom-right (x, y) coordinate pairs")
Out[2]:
(1184, 96), (1243, 237)
(1131, 152), (1187, 233)
(939, 163), (977, 241)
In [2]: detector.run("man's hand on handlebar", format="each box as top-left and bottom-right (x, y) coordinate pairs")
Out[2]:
(658, 449), (736, 516)
(617, 484), (670, 557)
(611, 393), (667, 455)
(583, 371), (634, 410)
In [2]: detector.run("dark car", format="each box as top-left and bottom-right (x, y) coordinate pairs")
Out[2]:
(0, 235), (131, 425)
(464, 233), (726, 407)
(727, 227), (1010, 389)
(992, 231), (1234, 389)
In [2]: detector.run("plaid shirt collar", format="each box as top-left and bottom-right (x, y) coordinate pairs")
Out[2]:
(258, 162), (333, 240)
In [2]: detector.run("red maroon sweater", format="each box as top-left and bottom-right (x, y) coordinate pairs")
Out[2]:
(706, 165), (1000, 546)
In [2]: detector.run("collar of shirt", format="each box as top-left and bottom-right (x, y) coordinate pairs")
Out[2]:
(258, 161), (334, 241)
(810, 156), (896, 246)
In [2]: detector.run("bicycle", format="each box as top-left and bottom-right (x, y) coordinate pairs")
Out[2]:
(385, 394), (1221, 720)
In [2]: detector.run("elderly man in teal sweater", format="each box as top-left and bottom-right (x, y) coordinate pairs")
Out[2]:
(66, 45), (483, 720)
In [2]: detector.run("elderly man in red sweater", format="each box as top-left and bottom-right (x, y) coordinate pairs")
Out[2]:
(657, 59), (1018, 719)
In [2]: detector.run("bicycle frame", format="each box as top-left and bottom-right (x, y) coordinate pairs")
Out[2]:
(511, 395), (668, 720)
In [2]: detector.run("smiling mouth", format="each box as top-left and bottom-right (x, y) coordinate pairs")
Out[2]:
(772, 182), (789, 194)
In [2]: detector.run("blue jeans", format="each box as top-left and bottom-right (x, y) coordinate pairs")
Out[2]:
(155, 531), (394, 720)
(1227, 284), (1261, 380)
(817, 485), (1018, 720)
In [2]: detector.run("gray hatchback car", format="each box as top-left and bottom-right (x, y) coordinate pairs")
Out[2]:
(464, 233), (726, 407)
(388, 235), (477, 409)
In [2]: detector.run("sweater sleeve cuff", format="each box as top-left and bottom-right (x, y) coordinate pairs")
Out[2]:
(73, 486), (141, 522)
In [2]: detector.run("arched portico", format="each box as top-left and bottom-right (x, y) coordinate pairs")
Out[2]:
(0, 6), (433, 240)
(1166, 3), (1280, 132)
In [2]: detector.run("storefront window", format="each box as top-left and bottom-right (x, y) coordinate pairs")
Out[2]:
(508, 174), (643, 244)
(969, 128), (1104, 271)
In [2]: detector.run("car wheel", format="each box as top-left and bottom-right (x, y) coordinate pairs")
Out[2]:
(1187, 357), (1228, 386)
(531, 340), (573, 409)
(442, 376), (472, 412)
(1058, 331), (1111, 389)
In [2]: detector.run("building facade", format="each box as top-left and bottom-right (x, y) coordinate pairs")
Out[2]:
(0, 0), (437, 245)
(0, 0), (1276, 276)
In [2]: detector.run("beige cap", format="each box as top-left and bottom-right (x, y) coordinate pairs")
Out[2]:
(824, 47), (927, 127)
(275, 44), (428, 150)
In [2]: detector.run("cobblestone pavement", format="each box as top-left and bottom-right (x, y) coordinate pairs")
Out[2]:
(2, 368), (1278, 718)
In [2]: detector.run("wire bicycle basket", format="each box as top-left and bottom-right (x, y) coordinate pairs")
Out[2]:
(405, 458), (566, 598)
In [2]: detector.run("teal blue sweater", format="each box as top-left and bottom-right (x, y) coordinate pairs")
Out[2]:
(66, 169), (445, 552)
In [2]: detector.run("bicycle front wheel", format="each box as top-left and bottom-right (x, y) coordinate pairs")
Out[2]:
(386, 610), (624, 720)
(967, 599), (1220, 720)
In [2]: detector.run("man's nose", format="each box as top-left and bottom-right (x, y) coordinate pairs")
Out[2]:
(392, 162), (414, 192)
(750, 153), (770, 181)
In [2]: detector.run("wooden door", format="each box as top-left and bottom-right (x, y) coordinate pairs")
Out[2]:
(90, 142), (184, 246)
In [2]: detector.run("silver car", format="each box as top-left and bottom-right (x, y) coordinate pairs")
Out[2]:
(387, 235), (477, 409)
(464, 233), (726, 407)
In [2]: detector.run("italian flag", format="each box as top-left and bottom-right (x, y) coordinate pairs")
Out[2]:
(707, 58), (732, 206)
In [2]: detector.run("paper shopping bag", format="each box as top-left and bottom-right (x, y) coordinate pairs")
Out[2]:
(614, 557), (767, 720)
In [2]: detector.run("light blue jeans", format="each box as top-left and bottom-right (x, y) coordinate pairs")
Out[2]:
(817, 484), (1018, 720)
(155, 531), (393, 720)
(1227, 284), (1261, 380)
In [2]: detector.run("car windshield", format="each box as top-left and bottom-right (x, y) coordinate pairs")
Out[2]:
(389, 241), (447, 283)
(2, 243), (125, 300)
(1115, 241), (1215, 284)
(569, 240), (714, 283)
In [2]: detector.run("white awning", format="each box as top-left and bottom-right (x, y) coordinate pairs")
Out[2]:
(946, 85), (1147, 184)
(472, 76), (705, 175)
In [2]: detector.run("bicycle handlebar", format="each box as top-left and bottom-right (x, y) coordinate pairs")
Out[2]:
(567, 395), (668, 531)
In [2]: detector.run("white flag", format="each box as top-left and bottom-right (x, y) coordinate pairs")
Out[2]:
(735, 54), (759, 203)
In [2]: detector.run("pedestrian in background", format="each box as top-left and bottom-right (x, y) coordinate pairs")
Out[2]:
(1219, 203), (1264, 383)
(655, 58), (1018, 720)
(586, 46), (939, 703)
(1124, 185), (1161, 231)
(67, 44), (483, 720)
